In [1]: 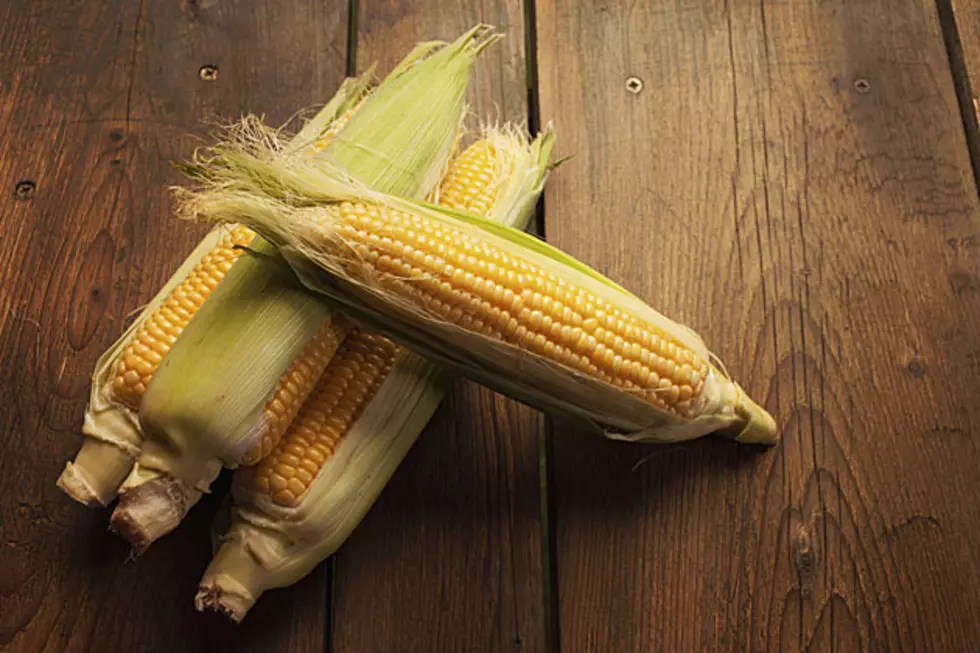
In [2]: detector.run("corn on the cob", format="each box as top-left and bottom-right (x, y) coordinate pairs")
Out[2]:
(111, 225), (256, 409)
(108, 26), (500, 551)
(58, 227), (241, 506)
(245, 328), (399, 507)
(233, 133), (524, 510)
(195, 125), (554, 621)
(243, 135), (523, 506)
(178, 127), (777, 447)
(55, 73), (374, 509)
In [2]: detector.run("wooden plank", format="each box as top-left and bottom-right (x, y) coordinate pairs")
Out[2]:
(536, 0), (980, 650)
(950, 0), (980, 126)
(329, 2), (545, 651)
(0, 1), (347, 651)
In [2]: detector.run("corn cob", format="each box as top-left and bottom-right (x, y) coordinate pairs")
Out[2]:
(234, 134), (522, 505)
(177, 131), (777, 447)
(108, 25), (501, 551)
(110, 225), (256, 410)
(56, 74), (374, 509)
(195, 125), (554, 621)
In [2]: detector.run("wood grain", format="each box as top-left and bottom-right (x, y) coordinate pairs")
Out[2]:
(328, 3), (545, 652)
(0, 1), (347, 651)
(536, 0), (980, 650)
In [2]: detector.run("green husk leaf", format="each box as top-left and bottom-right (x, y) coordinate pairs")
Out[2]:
(175, 123), (777, 446)
(317, 24), (500, 197)
(111, 25), (501, 548)
(57, 225), (231, 506)
(197, 123), (555, 622)
(60, 68), (380, 509)
(286, 69), (375, 154)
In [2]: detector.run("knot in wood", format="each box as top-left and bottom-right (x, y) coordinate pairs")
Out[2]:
(625, 76), (644, 94)
(792, 527), (817, 586)
(853, 78), (871, 93)
(199, 64), (219, 81)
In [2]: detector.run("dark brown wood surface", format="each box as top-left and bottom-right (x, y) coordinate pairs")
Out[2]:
(536, 0), (980, 651)
(0, 1), (347, 651)
(5, 0), (980, 651)
(329, 2), (546, 652)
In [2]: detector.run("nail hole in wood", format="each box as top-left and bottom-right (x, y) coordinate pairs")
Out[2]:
(199, 64), (219, 81)
(907, 357), (926, 378)
(15, 180), (36, 201)
(625, 76), (644, 94)
(853, 78), (871, 93)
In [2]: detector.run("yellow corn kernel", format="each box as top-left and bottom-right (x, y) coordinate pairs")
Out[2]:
(240, 322), (349, 465)
(437, 139), (498, 216)
(111, 226), (255, 409)
(244, 135), (507, 503)
(312, 103), (363, 152)
(314, 202), (707, 417)
(248, 330), (398, 505)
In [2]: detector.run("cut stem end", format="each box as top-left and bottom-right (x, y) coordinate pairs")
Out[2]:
(196, 538), (268, 622)
(109, 474), (194, 552)
(57, 439), (136, 507)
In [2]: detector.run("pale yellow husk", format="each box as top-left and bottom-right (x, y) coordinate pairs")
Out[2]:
(109, 25), (502, 550)
(175, 126), (777, 447)
(58, 226), (228, 506)
(199, 354), (450, 621)
(194, 124), (555, 622)
(57, 74), (374, 509)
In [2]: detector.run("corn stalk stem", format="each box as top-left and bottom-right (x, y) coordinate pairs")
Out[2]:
(57, 439), (135, 507)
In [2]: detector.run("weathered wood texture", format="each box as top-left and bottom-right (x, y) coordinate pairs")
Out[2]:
(329, 3), (546, 652)
(536, 0), (980, 651)
(0, 1), (347, 651)
(8, 0), (980, 651)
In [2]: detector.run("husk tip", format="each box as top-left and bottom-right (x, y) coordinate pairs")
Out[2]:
(733, 385), (779, 445)
(439, 23), (501, 61)
(532, 125), (557, 170)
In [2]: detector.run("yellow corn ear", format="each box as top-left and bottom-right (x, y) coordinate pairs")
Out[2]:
(179, 114), (777, 446)
(196, 125), (555, 622)
(108, 27), (500, 552)
(57, 72), (374, 509)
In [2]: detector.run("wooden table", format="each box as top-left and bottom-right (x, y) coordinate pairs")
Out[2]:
(3, 1), (980, 650)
